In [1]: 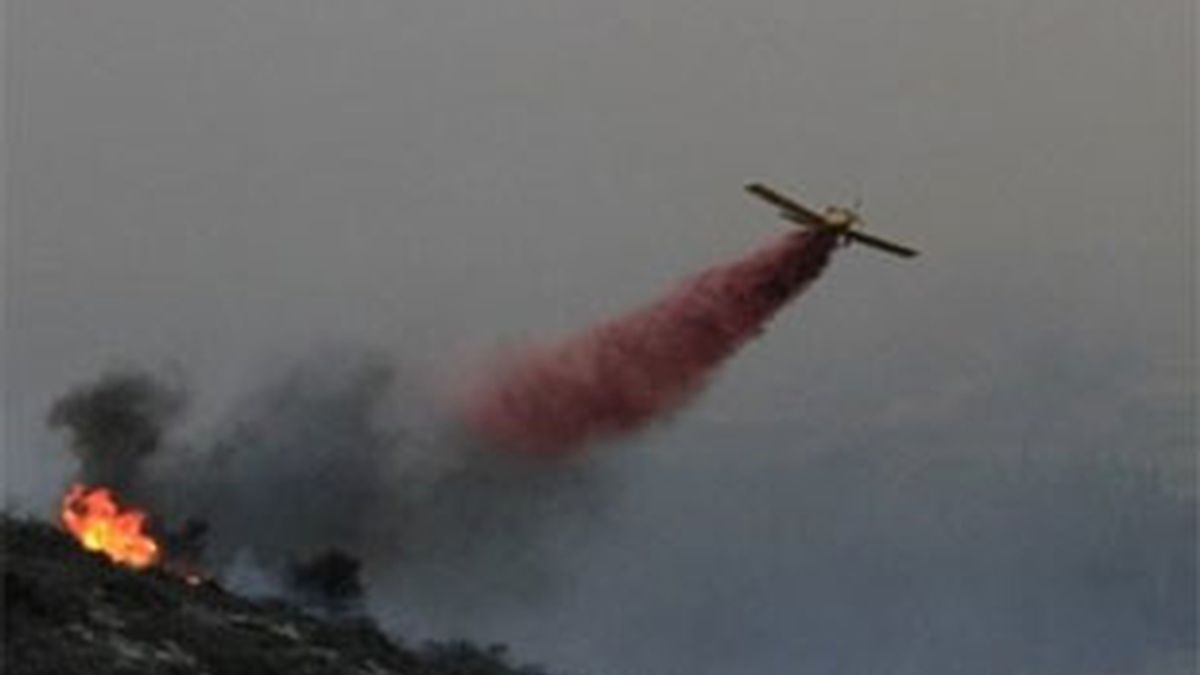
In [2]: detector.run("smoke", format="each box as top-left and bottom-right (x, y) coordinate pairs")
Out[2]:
(46, 369), (185, 496)
(35, 218), (1194, 674)
(42, 229), (840, 627)
(45, 352), (609, 622)
(460, 229), (839, 455)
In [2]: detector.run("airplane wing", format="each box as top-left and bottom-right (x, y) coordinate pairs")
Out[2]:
(844, 230), (920, 258)
(746, 181), (920, 258)
(745, 183), (826, 225)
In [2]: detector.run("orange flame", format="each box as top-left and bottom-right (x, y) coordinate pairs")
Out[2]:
(60, 484), (160, 569)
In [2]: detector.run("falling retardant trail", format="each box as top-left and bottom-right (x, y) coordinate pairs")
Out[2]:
(459, 228), (841, 456)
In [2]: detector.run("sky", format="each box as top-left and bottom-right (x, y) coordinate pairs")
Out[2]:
(3, 1), (1195, 674)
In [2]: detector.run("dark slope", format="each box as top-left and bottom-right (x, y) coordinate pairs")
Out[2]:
(3, 516), (561, 675)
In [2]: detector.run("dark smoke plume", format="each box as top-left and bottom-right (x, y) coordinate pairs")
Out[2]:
(47, 369), (185, 494)
(47, 353), (608, 620)
(459, 229), (839, 455)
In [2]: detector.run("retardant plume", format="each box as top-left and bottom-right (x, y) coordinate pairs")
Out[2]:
(460, 229), (840, 455)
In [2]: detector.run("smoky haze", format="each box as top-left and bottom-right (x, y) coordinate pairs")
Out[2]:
(42, 354), (611, 627)
(4, 1), (1195, 674)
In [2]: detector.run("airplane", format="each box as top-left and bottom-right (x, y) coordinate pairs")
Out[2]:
(745, 182), (919, 258)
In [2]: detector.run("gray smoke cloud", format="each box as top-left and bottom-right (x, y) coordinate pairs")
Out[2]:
(47, 368), (186, 496)
(46, 350), (610, 623)
(535, 430), (1195, 675)
(42, 346), (1194, 675)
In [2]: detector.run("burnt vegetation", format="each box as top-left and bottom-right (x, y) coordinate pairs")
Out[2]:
(285, 548), (366, 616)
(3, 516), (570, 675)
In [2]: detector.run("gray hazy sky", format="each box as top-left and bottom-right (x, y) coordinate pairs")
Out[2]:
(4, 1), (1195, 674)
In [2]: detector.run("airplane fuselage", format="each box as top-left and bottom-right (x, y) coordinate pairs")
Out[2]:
(820, 205), (859, 230)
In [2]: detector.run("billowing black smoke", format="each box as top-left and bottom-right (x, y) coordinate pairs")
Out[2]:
(47, 369), (185, 496)
(47, 352), (609, 619)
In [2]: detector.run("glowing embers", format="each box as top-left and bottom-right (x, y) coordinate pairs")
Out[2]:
(60, 483), (160, 569)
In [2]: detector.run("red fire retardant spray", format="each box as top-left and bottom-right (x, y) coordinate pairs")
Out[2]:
(459, 229), (840, 456)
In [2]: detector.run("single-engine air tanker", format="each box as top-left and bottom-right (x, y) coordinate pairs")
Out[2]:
(745, 182), (920, 258)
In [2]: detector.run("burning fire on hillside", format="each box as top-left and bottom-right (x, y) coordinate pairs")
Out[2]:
(60, 484), (160, 569)
(57, 482), (331, 598)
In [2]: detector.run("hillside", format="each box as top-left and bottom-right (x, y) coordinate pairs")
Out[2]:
(2, 516), (562, 675)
